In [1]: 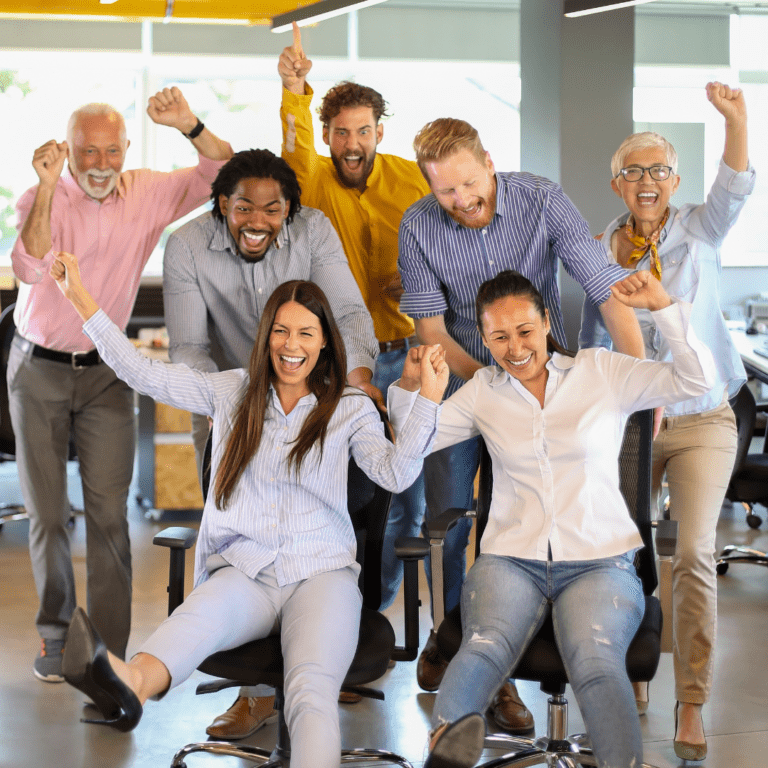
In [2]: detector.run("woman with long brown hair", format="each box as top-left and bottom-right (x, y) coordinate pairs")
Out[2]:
(50, 251), (447, 768)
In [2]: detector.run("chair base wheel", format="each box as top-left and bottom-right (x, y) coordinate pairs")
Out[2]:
(716, 562), (728, 575)
(746, 513), (762, 529)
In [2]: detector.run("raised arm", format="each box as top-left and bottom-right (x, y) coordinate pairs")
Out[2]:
(277, 23), (313, 97)
(597, 295), (645, 358)
(415, 315), (485, 382)
(707, 81), (748, 173)
(50, 251), (221, 417)
(147, 86), (233, 162)
(19, 140), (68, 260)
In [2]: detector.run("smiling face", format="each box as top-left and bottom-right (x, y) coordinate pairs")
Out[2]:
(480, 295), (550, 394)
(269, 300), (326, 398)
(423, 148), (497, 229)
(611, 146), (680, 235)
(219, 177), (290, 262)
(69, 113), (128, 200)
(323, 105), (383, 191)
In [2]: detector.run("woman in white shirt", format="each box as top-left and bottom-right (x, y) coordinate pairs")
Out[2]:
(390, 269), (715, 768)
(49, 251), (446, 768)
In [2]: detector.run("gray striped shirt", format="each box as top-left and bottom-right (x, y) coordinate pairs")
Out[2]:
(163, 208), (378, 375)
(399, 171), (626, 396)
(84, 309), (439, 587)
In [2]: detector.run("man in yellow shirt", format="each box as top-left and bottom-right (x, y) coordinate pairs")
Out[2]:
(204, 25), (432, 739)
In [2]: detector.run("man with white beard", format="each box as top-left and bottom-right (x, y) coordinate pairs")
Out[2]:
(9, 87), (232, 683)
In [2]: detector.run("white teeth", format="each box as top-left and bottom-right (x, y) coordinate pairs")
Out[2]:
(509, 354), (532, 367)
(243, 232), (266, 242)
(281, 356), (303, 363)
(637, 193), (656, 199)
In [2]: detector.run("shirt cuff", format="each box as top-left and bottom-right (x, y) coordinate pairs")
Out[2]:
(581, 263), (629, 306)
(82, 308), (111, 341)
(717, 158), (756, 197)
(11, 240), (56, 283)
(282, 83), (314, 108)
(399, 290), (449, 318)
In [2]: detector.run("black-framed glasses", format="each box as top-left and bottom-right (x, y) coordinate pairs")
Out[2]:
(615, 165), (673, 182)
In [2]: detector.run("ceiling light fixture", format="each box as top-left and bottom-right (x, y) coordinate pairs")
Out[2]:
(271, 0), (389, 34)
(564, 0), (659, 18)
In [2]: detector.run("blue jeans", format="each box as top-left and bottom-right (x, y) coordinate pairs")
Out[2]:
(434, 552), (645, 768)
(422, 436), (481, 616)
(372, 344), (426, 609)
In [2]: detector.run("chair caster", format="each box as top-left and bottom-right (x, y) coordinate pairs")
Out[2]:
(716, 561), (728, 575)
(746, 513), (762, 529)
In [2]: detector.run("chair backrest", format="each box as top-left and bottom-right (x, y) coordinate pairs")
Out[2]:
(474, 409), (657, 595)
(729, 384), (756, 477)
(0, 303), (18, 455)
(200, 402), (393, 611)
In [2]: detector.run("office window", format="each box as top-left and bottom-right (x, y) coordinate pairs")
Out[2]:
(0, 34), (520, 277)
(634, 11), (767, 267)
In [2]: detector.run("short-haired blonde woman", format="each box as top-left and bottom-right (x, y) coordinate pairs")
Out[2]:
(580, 82), (754, 760)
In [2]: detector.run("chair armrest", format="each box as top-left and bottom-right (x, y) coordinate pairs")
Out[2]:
(391, 536), (429, 662)
(651, 519), (678, 558)
(152, 526), (198, 549)
(426, 507), (475, 540)
(152, 526), (198, 616)
(394, 536), (430, 560)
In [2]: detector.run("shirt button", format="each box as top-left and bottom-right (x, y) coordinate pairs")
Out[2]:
(270, 477), (275, 482)
(271, 504), (275, 509)
(272, 523), (276, 528)
(258, 288), (263, 294)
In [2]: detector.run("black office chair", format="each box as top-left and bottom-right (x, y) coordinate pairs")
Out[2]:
(0, 302), (79, 531)
(153, 419), (427, 768)
(716, 385), (768, 574)
(426, 410), (676, 768)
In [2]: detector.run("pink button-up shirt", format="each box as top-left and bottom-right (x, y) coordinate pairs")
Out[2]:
(12, 154), (227, 352)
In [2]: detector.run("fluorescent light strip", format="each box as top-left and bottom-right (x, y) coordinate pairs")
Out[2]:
(564, 0), (659, 18)
(271, 0), (389, 33)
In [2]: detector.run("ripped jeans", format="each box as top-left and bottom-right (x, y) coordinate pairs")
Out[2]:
(433, 552), (645, 768)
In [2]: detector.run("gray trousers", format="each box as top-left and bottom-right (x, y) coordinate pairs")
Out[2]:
(140, 560), (362, 768)
(8, 336), (135, 657)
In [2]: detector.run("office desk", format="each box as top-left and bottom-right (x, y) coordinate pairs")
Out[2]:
(730, 329), (768, 385)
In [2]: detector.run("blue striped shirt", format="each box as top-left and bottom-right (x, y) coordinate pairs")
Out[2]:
(83, 310), (440, 588)
(399, 172), (626, 395)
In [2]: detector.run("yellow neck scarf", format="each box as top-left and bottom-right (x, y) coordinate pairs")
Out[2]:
(624, 208), (669, 280)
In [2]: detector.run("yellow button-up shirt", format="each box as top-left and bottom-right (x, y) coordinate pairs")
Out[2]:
(281, 86), (430, 344)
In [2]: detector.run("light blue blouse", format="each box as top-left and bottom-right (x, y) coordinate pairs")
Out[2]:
(83, 309), (440, 588)
(579, 159), (754, 416)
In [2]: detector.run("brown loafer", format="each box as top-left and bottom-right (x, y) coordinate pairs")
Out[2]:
(338, 691), (363, 704)
(489, 682), (534, 734)
(417, 630), (449, 692)
(205, 695), (278, 740)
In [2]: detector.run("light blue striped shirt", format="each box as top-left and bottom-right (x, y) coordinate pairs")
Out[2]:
(163, 209), (378, 376)
(399, 171), (627, 396)
(83, 309), (440, 587)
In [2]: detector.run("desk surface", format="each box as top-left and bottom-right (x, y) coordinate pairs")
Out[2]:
(731, 329), (768, 385)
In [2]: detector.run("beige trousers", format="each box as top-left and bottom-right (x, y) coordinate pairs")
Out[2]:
(652, 399), (738, 704)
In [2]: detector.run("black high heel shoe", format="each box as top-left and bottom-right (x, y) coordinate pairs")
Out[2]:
(62, 607), (143, 732)
(424, 712), (486, 768)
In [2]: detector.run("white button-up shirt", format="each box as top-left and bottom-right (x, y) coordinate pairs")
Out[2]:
(390, 302), (714, 562)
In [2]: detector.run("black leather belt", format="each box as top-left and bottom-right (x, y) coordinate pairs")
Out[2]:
(15, 333), (101, 369)
(378, 335), (417, 353)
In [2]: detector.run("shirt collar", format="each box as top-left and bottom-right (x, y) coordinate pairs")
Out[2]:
(487, 350), (574, 387)
(268, 384), (318, 417)
(62, 165), (126, 204)
(603, 205), (678, 251)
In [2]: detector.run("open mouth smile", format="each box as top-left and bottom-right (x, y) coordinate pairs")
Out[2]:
(279, 355), (305, 372)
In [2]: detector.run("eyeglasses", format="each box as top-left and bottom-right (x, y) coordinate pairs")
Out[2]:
(615, 165), (673, 182)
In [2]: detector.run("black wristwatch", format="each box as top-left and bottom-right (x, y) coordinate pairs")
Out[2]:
(184, 119), (205, 140)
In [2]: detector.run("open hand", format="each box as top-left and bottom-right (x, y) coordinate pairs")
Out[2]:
(706, 81), (746, 125)
(32, 140), (68, 187)
(147, 86), (198, 135)
(610, 270), (672, 312)
(278, 22), (313, 93)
